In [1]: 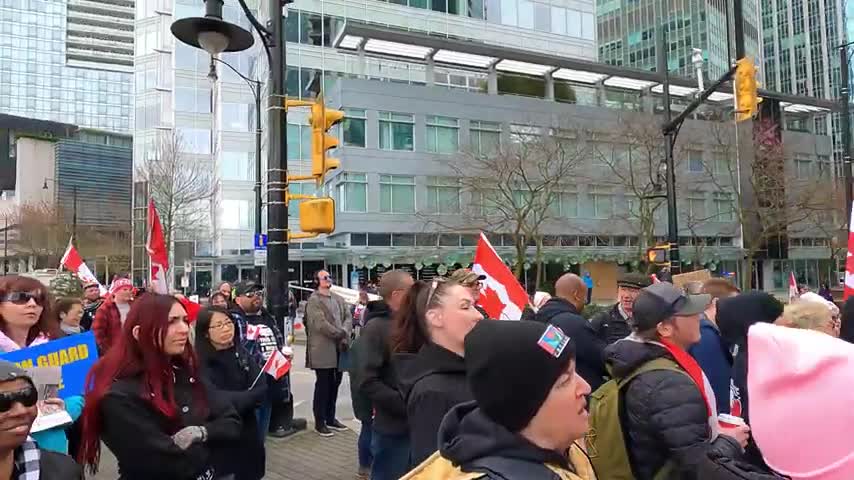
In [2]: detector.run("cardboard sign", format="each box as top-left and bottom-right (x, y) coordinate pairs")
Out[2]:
(0, 332), (98, 399)
(672, 269), (712, 289)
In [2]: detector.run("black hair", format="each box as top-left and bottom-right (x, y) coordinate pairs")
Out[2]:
(194, 307), (235, 363)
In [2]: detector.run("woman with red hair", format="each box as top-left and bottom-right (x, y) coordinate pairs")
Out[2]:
(78, 294), (241, 479)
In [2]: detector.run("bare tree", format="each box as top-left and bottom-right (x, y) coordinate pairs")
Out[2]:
(434, 122), (587, 287)
(136, 130), (217, 266)
(11, 202), (67, 268)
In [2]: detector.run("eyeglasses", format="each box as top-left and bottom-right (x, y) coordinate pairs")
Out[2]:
(2, 292), (43, 306)
(243, 290), (264, 298)
(321, 275), (332, 281)
(0, 386), (38, 413)
(209, 322), (233, 331)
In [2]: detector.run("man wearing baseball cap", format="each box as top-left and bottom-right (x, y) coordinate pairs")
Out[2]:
(590, 272), (652, 345)
(0, 360), (80, 479)
(449, 269), (489, 319)
(601, 282), (749, 480)
(404, 320), (595, 479)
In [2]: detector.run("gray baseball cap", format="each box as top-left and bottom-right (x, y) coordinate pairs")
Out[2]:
(0, 360), (34, 387)
(632, 282), (711, 331)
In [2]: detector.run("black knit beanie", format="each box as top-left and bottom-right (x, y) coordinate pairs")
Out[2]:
(717, 291), (783, 346)
(464, 320), (576, 432)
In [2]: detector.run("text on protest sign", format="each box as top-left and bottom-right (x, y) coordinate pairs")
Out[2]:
(0, 332), (98, 399)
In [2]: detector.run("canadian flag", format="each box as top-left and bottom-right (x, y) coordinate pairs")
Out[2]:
(471, 233), (529, 320)
(845, 201), (854, 300)
(261, 348), (291, 380)
(789, 271), (799, 303)
(650, 274), (661, 284)
(245, 324), (263, 341)
(59, 238), (107, 296)
(146, 199), (169, 295)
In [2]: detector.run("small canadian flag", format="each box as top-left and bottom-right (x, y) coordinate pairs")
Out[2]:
(245, 324), (263, 341)
(262, 349), (291, 380)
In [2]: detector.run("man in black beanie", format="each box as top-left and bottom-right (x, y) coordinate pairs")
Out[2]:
(415, 321), (596, 480)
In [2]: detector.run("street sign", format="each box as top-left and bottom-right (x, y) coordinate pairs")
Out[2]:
(254, 249), (267, 267)
(254, 233), (268, 250)
(180, 275), (189, 288)
(184, 260), (192, 273)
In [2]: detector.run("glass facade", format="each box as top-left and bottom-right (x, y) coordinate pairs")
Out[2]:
(0, 0), (132, 132)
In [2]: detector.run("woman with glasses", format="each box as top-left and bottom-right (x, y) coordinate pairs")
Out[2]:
(0, 276), (83, 455)
(194, 307), (267, 480)
(79, 294), (241, 480)
(390, 278), (483, 466)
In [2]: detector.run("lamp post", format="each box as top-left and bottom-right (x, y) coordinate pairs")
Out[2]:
(208, 56), (263, 281)
(43, 178), (77, 242)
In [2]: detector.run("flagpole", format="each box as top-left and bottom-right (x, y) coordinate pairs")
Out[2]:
(248, 368), (264, 390)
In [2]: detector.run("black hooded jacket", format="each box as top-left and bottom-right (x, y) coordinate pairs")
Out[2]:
(590, 303), (632, 345)
(536, 298), (609, 391)
(439, 402), (586, 480)
(394, 343), (473, 466)
(353, 300), (407, 435)
(603, 338), (743, 480)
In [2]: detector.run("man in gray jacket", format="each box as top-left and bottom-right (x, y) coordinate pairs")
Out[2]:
(305, 269), (352, 437)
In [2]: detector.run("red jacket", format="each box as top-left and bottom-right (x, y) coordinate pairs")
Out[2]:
(92, 298), (129, 354)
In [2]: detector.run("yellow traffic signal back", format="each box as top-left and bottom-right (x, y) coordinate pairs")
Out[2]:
(735, 57), (762, 122)
(310, 99), (344, 187)
(297, 197), (336, 235)
(647, 246), (669, 265)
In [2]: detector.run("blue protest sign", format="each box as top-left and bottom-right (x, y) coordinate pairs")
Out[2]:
(0, 332), (98, 399)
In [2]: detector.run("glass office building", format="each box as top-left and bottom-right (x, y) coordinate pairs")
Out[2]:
(0, 0), (133, 133)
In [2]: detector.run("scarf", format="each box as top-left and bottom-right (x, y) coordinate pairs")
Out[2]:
(0, 331), (49, 354)
(660, 338), (719, 437)
(60, 324), (81, 335)
(13, 438), (40, 480)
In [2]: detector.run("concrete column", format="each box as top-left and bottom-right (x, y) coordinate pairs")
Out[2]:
(357, 49), (367, 79)
(487, 67), (498, 95)
(545, 72), (555, 101)
(426, 56), (435, 87)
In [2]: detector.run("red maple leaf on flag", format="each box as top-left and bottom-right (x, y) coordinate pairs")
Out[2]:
(478, 285), (506, 319)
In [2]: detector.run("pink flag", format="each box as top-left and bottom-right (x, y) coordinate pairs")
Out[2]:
(262, 349), (291, 380)
(471, 233), (529, 320)
(845, 201), (854, 301)
(60, 238), (106, 295)
(788, 271), (799, 303)
(146, 199), (169, 294)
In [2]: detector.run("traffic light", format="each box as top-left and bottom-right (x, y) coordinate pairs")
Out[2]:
(734, 57), (762, 122)
(297, 198), (335, 235)
(309, 100), (344, 187)
(647, 245), (670, 265)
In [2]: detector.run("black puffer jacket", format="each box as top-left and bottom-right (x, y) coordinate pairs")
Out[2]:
(35, 448), (82, 479)
(604, 339), (743, 480)
(394, 342), (473, 465)
(536, 298), (609, 391)
(589, 303), (632, 345)
(353, 301), (407, 435)
(440, 402), (594, 480)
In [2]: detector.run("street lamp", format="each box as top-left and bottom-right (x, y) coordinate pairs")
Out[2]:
(837, 41), (854, 225)
(208, 56), (263, 281)
(170, 0), (254, 56)
(43, 178), (78, 243)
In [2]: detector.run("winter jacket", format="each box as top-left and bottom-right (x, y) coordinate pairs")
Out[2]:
(304, 291), (351, 369)
(231, 306), (289, 402)
(81, 299), (102, 332)
(348, 311), (375, 423)
(19, 445), (82, 480)
(590, 303), (632, 345)
(198, 345), (267, 480)
(92, 298), (129, 354)
(437, 402), (596, 480)
(395, 343), (474, 466)
(603, 338), (743, 480)
(98, 367), (242, 480)
(697, 451), (786, 480)
(353, 301), (407, 435)
(689, 316), (733, 414)
(536, 298), (609, 391)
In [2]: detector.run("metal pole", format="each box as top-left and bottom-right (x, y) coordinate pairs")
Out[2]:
(733, 0), (745, 59)
(254, 81), (263, 281)
(840, 46), (852, 225)
(3, 216), (7, 276)
(659, 27), (681, 275)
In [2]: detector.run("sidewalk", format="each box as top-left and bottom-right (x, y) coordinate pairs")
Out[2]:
(93, 426), (361, 480)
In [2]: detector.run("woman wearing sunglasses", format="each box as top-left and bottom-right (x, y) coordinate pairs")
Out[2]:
(195, 307), (267, 480)
(79, 294), (241, 480)
(0, 276), (82, 455)
(390, 278), (483, 466)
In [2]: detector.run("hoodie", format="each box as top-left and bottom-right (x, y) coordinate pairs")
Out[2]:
(394, 343), (473, 466)
(536, 298), (609, 391)
(438, 402), (594, 480)
(689, 314), (733, 414)
(353, 300), (408, 435)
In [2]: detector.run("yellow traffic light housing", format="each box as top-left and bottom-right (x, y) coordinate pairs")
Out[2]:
(647, 245), (670, 265)
(310, 101), (343, 187)
(734, 57), (762, 122)
(298, 197), (335, 235)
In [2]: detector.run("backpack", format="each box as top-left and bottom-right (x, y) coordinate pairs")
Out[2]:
(586, 357), (687, 480)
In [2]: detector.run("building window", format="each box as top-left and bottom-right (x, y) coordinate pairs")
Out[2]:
(379, 112), (414, 151)
(337, 173), (367, 212)
(221, 103), (250, 131)
(425, 177), (461, 214)
(220, 199), (252, 229)
(794, 155), (813, 178)
(559, 192), (578, 218)
(688, 196), (706, 219)
(470, 120), (501, 155)
(380, 175), (416, 213)
(177, 128), (211, 154)
(714, 192), (735, 221)
(426, 116), (459, 154)
(688, 150), (704, 172)
(713, 153), (730, 176)
(220, 151), (253, 181)
(584, 189), (612, 219)
(174, 87), (211, 113)
(342, 108), (366, 147)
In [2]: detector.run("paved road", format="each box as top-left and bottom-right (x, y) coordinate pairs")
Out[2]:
(93, 338), (362, 479)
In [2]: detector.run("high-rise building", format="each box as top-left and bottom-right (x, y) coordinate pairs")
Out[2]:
(0, 0), (133, 133)
(596, 0), (762, 79)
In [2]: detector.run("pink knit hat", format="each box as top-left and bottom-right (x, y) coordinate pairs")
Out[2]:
(748, 322), (854, 479)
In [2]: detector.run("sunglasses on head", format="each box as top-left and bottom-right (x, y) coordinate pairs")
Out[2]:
(0, 386), (37, 413)
(2, 292), (43, 306)
(244, 290), (264, 298)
